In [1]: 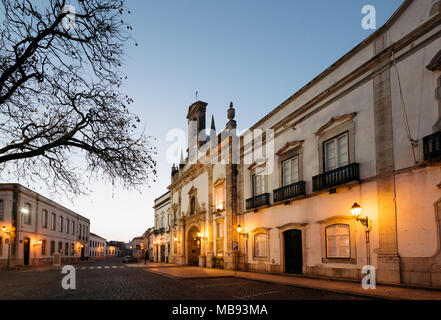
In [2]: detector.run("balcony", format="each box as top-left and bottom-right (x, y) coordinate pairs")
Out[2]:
(273, 181), (306, 203)
(212, 202), (226, 214)
(312, 163), (360, 192)
(153, 229), (160, 235)
(246, 193), (270, 211)
(158, 227), (165, 234)
(423, 131), (441, 163)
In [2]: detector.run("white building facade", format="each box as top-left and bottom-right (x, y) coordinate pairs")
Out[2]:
(152, 192), (171, 263)
(239, 0), (441, 286)
(155, 0), (441, 288)
(89, 233), (107, 259)
(0, 183), (90, 267)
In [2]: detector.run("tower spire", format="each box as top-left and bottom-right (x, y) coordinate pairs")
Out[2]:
(211, 115), (216, 132)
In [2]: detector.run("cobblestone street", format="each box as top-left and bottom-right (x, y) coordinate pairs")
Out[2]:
(0, 258), (369, 300)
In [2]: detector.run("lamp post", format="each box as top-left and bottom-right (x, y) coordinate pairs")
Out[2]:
(350, 203), (371, 265)
(236, 225), (249, 272)
(2, 226), (11, 270)
(351, 203), (369, 228)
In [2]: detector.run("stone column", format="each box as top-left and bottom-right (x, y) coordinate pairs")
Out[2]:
(373, 34), (401, 284)
(206, 166), (215, 268)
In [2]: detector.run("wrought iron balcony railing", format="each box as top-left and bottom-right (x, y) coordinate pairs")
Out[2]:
(273, 181), (306, 203)
(312, 163), (360, 192)
(423, 131), (441, 162)
(246, 193), (270, 210)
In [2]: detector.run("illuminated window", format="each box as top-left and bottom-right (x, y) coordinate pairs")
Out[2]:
(254, 233), (267, 258)
(41, 240), (47, 256)
(326, 224), (350, 258)
(214, 184), (225, 212)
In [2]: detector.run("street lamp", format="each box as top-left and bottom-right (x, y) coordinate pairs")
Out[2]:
(351, 203), (369, 228)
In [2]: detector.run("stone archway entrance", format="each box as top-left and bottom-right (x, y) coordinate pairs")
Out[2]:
(187, 225), (201, 266)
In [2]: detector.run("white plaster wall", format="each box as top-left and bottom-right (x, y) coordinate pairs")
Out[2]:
(180, 172), (209, 216)
(387, 0), (436, 45)
(244, 181), (379, 269)
(391, 36), (441, 170)
(395, 166), (441, 257)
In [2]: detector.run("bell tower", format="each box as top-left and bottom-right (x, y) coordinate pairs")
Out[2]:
(187, 101), (208, 150)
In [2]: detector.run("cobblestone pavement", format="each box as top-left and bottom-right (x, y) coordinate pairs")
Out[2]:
(0, 258), (370, 300)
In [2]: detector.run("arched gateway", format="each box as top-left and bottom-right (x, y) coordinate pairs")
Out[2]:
(187, 225), (201, 266)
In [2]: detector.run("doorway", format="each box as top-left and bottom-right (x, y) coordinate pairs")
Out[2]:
(284, 229), (302, 274)
(187, 226), (201, 266)
(23, 238), (30, 266)
(81, 246), (85, 260)
(160, 245), (165, 262)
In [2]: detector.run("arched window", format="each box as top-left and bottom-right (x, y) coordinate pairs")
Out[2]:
(254, 233), (267, 258)
(23, 203), (31, 225)
(58, 216), (63, 233)
(65, 218), (70, 234)
(0, 199), (4, 221)
(51, 213), (56, 230)
(41, 210), (48, 228)
(325, 224), (350, 258)
(190, 197), (196, 215)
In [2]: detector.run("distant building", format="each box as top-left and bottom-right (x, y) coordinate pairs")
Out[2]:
(0, 183), (90, 267)
(107, 241), (126, 257)
(143, 227), (154, 261)
(89, 233), (107, 259)
(152, 192), (171, 263)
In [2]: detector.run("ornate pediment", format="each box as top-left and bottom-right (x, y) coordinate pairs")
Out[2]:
(314, 112), (357, 136)
(275, 140), (304, 156)
(213, 178), (225, 186)
(187, 186), (197, 195)
(248, 158), (267, 170)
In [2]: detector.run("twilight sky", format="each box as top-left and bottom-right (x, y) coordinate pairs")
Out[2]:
(29, 0), (404, 242)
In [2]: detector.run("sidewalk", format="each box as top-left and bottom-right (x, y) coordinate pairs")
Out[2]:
(124, 261), (179, 268)
(145, 266), (441, 300)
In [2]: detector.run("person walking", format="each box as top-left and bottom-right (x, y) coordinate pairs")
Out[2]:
(144, 250), (149, 265)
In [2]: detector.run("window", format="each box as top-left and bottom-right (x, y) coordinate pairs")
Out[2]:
(326, 224), (350, 259)
(71, 243), (75, 256)
(0, 199), (3, 221)
(254, 233), (267, 258)
(58, 216), (63, 233)
(65, 219), (69, 234)
(216, 222), (223, 238)
(71, 221), (75, 235)
(23, 203), (31, 225)
(41, 240), (47, 256)
(282, 156), (299, 186)
(42, 210), (48, 228)
(51, 213), (56, 230)
(65, 243), (69, 256)
(50, 241), (55, 255)
(58, 242), (62, 253)
(252, 172), (265, 196)
(190, 197), (196, 215)
(324, 133), (349, 172)
(214, 184), (225, 211)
